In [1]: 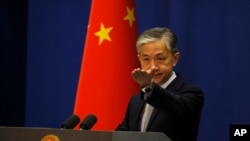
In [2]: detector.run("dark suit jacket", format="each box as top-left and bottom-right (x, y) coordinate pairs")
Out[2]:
(116, 75), (204, 141)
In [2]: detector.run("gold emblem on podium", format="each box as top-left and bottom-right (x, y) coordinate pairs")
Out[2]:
(41, 134), (59, 141)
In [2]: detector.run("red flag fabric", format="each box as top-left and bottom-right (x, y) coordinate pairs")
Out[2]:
(74, 0), (139, 130)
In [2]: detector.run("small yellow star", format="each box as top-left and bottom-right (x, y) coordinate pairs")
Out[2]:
(94, 23), (113, 45)
(123, 7), (136, 27)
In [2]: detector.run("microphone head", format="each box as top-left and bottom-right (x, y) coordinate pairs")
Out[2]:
(79, 114), (97, 130)
(61, 114), (80, 129)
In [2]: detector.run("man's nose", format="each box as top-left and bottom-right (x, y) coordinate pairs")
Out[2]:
(150, 60), (157, 68)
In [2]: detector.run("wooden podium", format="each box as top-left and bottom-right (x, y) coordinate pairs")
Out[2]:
(0, 126), (172, 141)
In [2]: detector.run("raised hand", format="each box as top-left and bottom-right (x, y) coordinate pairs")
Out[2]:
(131, 67), (157, 87)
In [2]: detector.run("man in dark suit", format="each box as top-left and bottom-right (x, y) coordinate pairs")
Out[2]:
(116, 27), (204, 141)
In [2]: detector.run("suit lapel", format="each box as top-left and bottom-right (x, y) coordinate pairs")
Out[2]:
(135, 97), (146, 130)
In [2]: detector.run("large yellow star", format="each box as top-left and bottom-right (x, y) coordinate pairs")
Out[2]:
(123, 7), (136, 27)
(94, 23), (113, 45)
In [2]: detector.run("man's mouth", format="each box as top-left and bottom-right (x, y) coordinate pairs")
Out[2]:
(153, 73), (162, 78)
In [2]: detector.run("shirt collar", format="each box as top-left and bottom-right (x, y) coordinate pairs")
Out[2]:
(160, 71), (177, 88)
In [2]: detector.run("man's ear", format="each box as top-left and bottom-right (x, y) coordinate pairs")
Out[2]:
(173, 52), (180, 67)
(137, 54), (141, 61)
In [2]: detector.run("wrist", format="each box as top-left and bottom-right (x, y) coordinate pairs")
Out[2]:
(141, 82), (153, 88)
(141, 85), (153, 93)
(141, 84), (154, 100)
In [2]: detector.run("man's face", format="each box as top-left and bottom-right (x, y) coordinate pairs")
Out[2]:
(138, 40), (180, 85)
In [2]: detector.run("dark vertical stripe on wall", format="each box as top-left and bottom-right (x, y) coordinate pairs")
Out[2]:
(0, 0), (28, 126)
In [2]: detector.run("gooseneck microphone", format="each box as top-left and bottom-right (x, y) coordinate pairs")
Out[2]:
(61, 114), (80, 129)
(79, 114), (97, 130)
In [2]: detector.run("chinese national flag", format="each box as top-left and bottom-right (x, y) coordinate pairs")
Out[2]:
(74, 0), (140, 130)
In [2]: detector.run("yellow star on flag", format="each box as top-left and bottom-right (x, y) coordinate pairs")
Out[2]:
(94, 23), (113, 45)
(123, 7), (136, 27)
